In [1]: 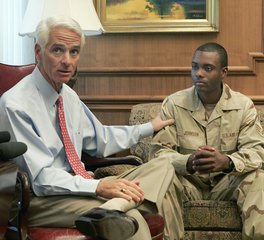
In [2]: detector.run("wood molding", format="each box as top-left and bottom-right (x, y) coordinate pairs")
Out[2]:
(81, 95), (164, 110)
(81, 95), (264, 110)
(78, 52), (264, 77)
(248, 52), (264, 75)
(77, 66), (190, 76)
(250, 95), (264, 105)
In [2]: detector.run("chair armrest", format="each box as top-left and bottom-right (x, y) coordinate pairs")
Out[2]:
(13, 170), (31, 240)
(81, 152), (143, 172)
(4, 168), (30, 240)
(17, 170), (31, 213)
(0, 160), (18, 228)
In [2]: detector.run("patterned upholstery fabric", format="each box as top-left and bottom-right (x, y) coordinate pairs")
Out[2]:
(255, 105), (264, 128)
(94, 163), (135, 178)
(184, 200), (241, 230)
(129, 103), (162, 162)
(184, 231), (242, 240)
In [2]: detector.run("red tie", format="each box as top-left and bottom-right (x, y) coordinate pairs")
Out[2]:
(57, 96), (93, 179)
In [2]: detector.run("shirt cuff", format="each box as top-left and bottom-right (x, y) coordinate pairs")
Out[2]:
(78, 178), (100, 196)
(138, 122), (154, 139)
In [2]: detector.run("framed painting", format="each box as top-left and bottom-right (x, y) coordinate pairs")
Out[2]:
(96, 0), (219, 33)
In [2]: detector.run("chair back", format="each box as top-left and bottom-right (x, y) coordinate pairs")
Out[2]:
(129, 103), (162, 162)
(0, 63), (35, 96)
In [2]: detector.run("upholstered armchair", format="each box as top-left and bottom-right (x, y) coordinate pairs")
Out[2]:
(0, 63), (165, 240)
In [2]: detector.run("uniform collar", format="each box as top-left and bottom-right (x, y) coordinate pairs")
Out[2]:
(174, 83), (242, 112)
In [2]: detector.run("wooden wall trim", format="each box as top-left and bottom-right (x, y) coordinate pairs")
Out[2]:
(78, 66), (190, 76)
(251, 95), (264, 105)
(81, 95), (264, 111)
(78, 52), (264, 77)
(81, 95), (164, 110)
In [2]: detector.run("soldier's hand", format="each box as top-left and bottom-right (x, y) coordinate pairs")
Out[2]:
(191, 146), (230, 174)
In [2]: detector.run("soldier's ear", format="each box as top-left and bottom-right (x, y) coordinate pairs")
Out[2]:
(222, 66), (228, 76)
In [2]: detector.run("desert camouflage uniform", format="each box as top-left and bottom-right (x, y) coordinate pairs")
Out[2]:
(149, 83), (264, 240)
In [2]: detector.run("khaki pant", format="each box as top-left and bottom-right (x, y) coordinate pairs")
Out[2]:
(28, 158), (179, 240)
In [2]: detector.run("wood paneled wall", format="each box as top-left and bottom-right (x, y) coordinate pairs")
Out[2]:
(74, 0), (264, 125)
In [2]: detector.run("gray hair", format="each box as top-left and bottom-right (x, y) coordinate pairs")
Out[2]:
(35, 16), (85, 50)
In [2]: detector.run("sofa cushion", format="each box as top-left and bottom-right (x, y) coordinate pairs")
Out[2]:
(183, 200), (242, 231)
(184, 231), (242, 240)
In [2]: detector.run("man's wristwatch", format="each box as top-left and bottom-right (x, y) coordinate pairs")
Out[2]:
(224, 159), (235, 173)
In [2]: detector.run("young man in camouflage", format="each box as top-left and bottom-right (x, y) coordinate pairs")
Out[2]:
(149, 42), (264, 239)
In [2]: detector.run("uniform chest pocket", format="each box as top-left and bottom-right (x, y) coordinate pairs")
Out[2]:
(220, 131), (239, 153)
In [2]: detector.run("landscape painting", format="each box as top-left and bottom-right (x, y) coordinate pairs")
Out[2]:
(106, 0), (206, 21)
(97, 0), (219, 33)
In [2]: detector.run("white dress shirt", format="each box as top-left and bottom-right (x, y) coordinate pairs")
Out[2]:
(0, 67), (153, 196)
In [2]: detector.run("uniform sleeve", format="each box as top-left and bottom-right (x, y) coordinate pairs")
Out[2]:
(148, 97), (191, 175)
(228, 101), (264, 174)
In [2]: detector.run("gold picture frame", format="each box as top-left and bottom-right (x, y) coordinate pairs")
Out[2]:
(97, 0), (219, 33)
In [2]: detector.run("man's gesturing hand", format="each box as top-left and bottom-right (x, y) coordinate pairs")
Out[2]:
(96, 178), (144, 203)
(151, 113), (175, 132)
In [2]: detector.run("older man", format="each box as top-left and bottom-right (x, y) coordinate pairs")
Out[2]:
(0, 16), (178, 240)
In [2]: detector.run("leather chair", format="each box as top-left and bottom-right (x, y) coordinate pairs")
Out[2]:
(0, 64), (36, 96)
(0, 63), (165, 240)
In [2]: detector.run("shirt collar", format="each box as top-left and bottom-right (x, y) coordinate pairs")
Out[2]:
(33, 67), (61, 107)
(217, 84), (242, 111)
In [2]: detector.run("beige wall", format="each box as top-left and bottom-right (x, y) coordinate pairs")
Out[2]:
(74, 0), (264, 125)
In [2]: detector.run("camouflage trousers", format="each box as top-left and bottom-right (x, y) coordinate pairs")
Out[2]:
(171, 169), (264, 240)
